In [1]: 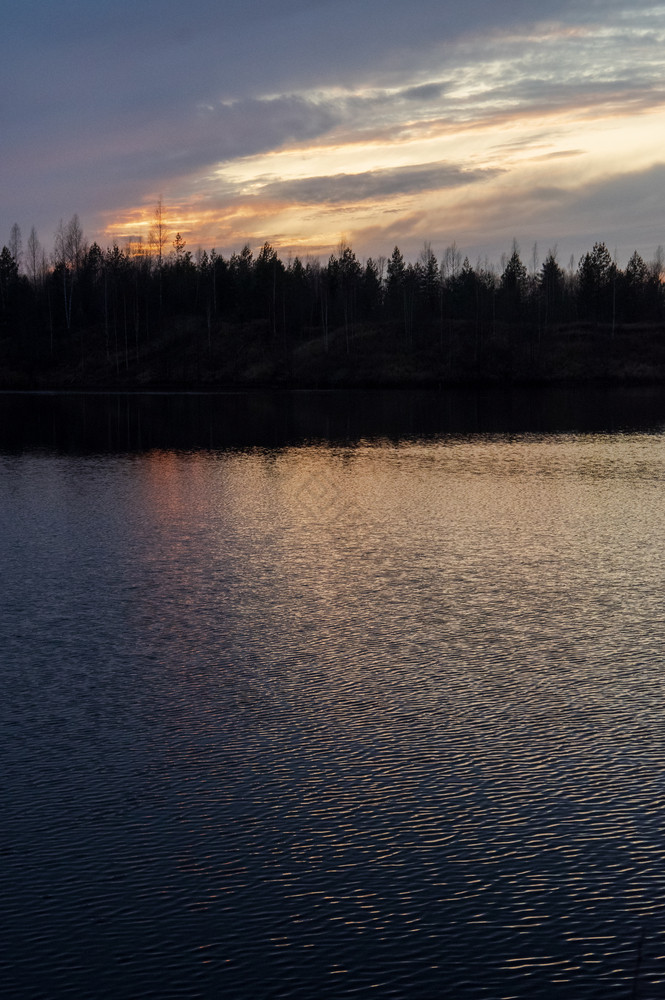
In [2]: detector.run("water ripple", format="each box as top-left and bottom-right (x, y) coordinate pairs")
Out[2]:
(2, 433), (665, 997)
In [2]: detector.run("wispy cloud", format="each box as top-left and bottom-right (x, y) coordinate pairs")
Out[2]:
(254, 162), (498, 205)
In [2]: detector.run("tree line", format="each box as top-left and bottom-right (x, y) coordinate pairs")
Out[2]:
(1, 211), (664, 385)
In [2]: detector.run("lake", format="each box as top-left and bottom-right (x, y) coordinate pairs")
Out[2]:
(2, 388), (665, 999)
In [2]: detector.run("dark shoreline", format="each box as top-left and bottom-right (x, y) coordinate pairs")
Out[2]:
(3, 381), (665, 456)
(2, 370), (664, 394)
(3, 316), (665, 395)
(2, 381), (665, 395)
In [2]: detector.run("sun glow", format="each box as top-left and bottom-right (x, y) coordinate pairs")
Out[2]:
(100, 14), (665, 262)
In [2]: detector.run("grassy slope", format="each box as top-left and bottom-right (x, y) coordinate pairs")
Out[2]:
(2, 316), (665, 389)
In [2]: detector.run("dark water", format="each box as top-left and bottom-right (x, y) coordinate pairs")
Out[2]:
(2, 388), (665, 999)
(2, 384), (665, 453)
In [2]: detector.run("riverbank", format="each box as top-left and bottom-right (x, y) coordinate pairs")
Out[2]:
(2, 317), (665, 391)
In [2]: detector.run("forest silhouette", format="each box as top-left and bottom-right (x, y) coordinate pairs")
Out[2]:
(1, 214), (664, 388)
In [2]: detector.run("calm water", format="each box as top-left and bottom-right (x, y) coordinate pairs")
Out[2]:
(2, 389), (665, 999)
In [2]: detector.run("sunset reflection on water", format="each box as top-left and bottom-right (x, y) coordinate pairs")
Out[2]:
(2, 427), (665, 997)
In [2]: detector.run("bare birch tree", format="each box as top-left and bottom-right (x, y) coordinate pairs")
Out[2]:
(53, 214), (86, 329)
(149, 197), (169, 269)
(26, 227), (42, 286)
(8, 223), (22, 270)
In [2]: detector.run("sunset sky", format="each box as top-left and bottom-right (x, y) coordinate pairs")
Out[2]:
(2, 0), (665, 267)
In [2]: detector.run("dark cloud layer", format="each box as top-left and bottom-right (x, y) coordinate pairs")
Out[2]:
(258, 162), (497, 205)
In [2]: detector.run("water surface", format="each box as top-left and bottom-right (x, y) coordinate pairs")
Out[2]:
(2, 389), (665, 998)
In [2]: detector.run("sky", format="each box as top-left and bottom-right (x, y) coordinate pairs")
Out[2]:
(2, 0), (665, 268)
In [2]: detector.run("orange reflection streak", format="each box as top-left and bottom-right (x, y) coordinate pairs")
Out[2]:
(139, 450), (213, 521)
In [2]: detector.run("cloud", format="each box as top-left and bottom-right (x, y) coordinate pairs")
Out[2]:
(565, 162), (665, 254)
(530, 150), (585, 161)
(256, 162), (498, 205)
(2, 0), (665, 261)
